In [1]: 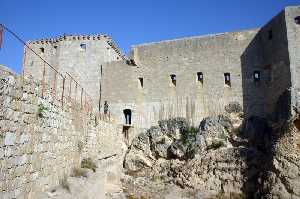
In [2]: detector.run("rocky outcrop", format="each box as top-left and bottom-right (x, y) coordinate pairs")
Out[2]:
(260, 117), (300, 199)
(123, 115), (265, 198)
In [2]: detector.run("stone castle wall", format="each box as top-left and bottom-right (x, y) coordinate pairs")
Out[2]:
(0, 72), (123, 199)
(102, 6), (300, 128)
(23, 35), (124, 110)
(102, 29), (264, 128)
(285, 7), (300, 114)
(20, 6), (300, 129)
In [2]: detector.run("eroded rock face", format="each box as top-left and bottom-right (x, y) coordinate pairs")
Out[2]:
(261, 119), (300, 199)
(123, 113), (300, 199)
(123, 115), (263, 197)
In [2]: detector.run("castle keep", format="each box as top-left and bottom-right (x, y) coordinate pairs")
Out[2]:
(23, 6), (300, 129)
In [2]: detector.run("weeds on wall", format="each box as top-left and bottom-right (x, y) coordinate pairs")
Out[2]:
(208, 140), (226, 150)
(77, 140), (84, 153)
(72, 167), (88, 178)
(81, 158), (97, 172)
(37, 103), (48, 118)
(59, 174), (70, 192)
(181, 126), (198, 145)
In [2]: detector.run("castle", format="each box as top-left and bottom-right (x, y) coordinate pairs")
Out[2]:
(23, 6), (300, 129)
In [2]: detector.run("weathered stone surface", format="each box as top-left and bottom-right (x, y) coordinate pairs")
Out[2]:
(0, 74), (125, 198)
(4, 132), (16, 146)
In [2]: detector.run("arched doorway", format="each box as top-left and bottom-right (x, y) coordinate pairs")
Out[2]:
(123, 109), (132, 125)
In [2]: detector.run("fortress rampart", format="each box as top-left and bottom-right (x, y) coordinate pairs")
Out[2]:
(22, 6), (300, 129)
(0, 70), (124, 198)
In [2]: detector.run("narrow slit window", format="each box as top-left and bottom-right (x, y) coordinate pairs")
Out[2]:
(197, 72), (203, 83)
(138, 77), (143, 88)
(253, 71), (261, 82)
(170, 74), (176, 86)
(80, 43), (86, 51)
(295, 16), (300, 25)
(224, 73), (231, 86)
(268, 30), (273, 40)
(40, 47), (45, 53)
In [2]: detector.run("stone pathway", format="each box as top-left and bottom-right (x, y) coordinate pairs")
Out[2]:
(36, 158), (125, 199)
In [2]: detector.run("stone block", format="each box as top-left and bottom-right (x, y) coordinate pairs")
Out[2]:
(19, 134), (30, 144)
(4, 147), (12, 157)
(4, 132), (16, 146)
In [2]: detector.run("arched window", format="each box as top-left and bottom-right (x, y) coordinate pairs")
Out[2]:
(123, 109), (132, 125)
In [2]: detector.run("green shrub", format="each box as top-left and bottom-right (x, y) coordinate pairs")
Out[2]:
(37, 104), (48, 118)
(81, 158), (97, 172)
(181, 126), (198, 145)
(208, 140), (225, 150)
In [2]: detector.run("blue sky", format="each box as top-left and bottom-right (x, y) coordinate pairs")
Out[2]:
(0, 0), (299, 73)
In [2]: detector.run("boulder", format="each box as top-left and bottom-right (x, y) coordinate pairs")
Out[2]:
(168, 140), (188, 160)
(148, 126), (173, 158)
(124, 132), (155, 172)
(195, 115), (233, 152)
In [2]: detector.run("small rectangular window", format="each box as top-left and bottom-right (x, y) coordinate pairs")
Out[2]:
(170, 74), (176, 86)
(80, 43), (86, 51)
(253, 71), (261, 82)
(268, 30), (273, 40)
(295, 16), (300, 25)
(138, 77), (143, 88)
(224, 73), (231, 86)
(197, 72), (203, 83)
(40, 47), (45, 53)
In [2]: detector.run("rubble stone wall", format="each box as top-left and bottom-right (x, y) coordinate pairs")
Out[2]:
(0, 73), (123, 199)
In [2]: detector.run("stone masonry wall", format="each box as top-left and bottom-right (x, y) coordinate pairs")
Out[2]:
(23, 35), (123, 110)
(0, 73), (123, 199)
(102, 29), (270, 128)
(286, 6), (300, 114)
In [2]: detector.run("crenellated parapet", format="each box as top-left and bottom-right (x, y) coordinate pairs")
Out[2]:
(27, 34), (109, 44)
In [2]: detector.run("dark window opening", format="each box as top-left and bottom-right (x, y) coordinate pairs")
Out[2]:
(123, 109), (132, 125)
(170, 74), (176, 86)
(40, 47), (44, 53)
(295, 16), (300, 25)
(224, 73), (231, 86)
(138, 77), (143, 88)
(253, 71), (261, 82)
(197, 72), (203, 83)
(268, 30), (273, 40)
(80, 43), (86, 50)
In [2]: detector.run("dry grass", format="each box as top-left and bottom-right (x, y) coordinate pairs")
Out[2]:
(209, 191), (246, 199)
(127, 195), (148, 199)
(71, 167), (88, 178)
(81, 158), (97, 172)
(59, 174), (70, 192)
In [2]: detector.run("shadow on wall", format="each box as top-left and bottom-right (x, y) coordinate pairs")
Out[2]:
(240, 31), (266, 119)
(239, 10), (293, 197)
